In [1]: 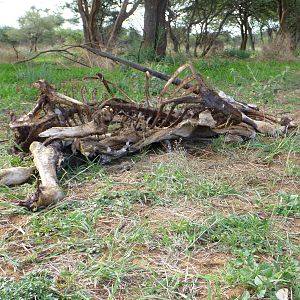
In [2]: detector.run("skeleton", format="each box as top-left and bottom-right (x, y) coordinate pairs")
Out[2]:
(2, 63), (297, 209)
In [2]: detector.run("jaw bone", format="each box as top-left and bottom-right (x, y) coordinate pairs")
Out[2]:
(28, 142), (64, 208)
(0, 166), (35, 186)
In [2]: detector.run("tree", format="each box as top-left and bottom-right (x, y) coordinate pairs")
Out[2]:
(167, 0), (189, 53)
(77, 0), (101, 47)
(68, 0), (141, 49)
(106, 0), (142, 51)
(18, 7), (64, 52)
(192, 0), (235, 56)
(54, 28), (84, 45)
(172, 0), (234, 56)
(0, 27), (22, 59)
(234, 2), (250, 50)
(277, 0), (300, 51)
(227, 0), (276, 51)
(143, 0), (168, 58)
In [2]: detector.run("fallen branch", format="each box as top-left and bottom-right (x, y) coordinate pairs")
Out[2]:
(15, 47), (78, 64)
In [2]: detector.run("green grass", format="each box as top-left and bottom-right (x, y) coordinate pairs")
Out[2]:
(144, 150), (238, 204)
(1, 57), (300, 114)
(267, 193), (300, 218)
(0, 56), (300, 299)
(223, 251), (300, 299)
(158, 213), (280, 253)
(0, 271), (60, 300)
(223, 48), (254, 59)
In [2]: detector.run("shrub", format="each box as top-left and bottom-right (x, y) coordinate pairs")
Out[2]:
(223, 48), (253, 59)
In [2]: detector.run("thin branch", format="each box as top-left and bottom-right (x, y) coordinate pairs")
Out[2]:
(60, 54), (91, 68)
(15, 47), (77, 64)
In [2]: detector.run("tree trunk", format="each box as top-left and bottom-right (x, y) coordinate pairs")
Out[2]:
(194, 34), (201, 57)
(201, 39), (214, 57)
(277, 0), (295, 51)
(185, 25), (192, 54)
(12, 45), (19, 60)
(143, 0), (168, 58)
(77, 0), (101, 47)
(247, 22), (255, 51)
(240, 23), (248, 50)
(167, 20), (180, 53)
(106, 0), (142, 51)
(260, 25), (264, 43)
(267, 27), (273, 41)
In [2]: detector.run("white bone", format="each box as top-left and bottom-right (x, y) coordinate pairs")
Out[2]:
(30, 142), (64, 207)
(0, 167), (35, 186)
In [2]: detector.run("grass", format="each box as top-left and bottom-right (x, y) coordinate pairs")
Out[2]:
(267, 193), (300, 218)
(223, 251), (300, 299)
(0, 55), (300, 299)
(1, 57), (300, 114)
(0, 271), (60, 299)
(159, 213), (280, 253)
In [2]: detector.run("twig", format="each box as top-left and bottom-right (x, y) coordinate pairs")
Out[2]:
(15, 47), (76, 64)
(60, 54), (91, 68)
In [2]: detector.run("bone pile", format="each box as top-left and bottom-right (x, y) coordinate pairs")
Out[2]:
(0, 64), (297, 209)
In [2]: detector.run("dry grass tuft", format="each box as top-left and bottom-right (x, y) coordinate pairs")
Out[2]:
(260, 37), (296, 61)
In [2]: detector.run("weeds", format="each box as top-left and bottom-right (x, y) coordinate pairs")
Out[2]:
(286, 161), (300, 178)
(0, 271), (59, 300)
(248, 133), (300, 161)
(223, 251), (300, 299)
(94, 190), (164, 207)
(246, 65), (290, 104)
(162, 213), (276, 252)
(267, 193), (300, 218)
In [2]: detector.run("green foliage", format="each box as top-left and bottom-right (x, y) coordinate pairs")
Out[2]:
(29, 205), (102, 240)
(18, 7), (64, 50)
(144, 152), (237, 202)
(224, 251), (300, 299)
(267, 193), (300, 218)
(94, 190), (164, 207)
(138, 47), (159, 62)
(223, 48), (253, 59)
(0, 26), (22, 47)
(246, 65), (290, 104)
(0, 271), (59, 300)
(247, 134), (300, 161)
(286, 161), (300, 178)
(166, 213), (275, 252)
(55, 28), (83, 44)
(0, 58), (300, 299)
(86, 255), (140, 289)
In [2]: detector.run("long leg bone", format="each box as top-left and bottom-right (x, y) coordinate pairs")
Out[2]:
(26, 142), (64, 208)
(0, 167), (35, 186)
(241, 114), (286, 136)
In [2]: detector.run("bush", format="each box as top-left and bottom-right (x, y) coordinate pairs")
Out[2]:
(223, 48), (253, 59)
